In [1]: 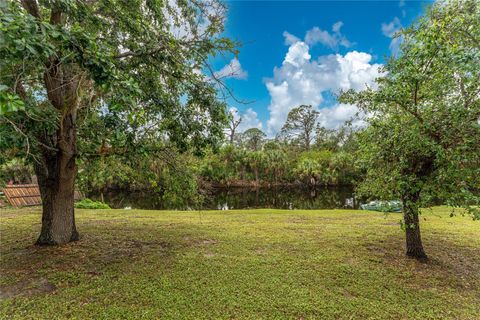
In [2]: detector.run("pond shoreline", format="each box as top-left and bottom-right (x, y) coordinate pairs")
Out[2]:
(88, 185), (358, 211)
(203, 180), (354, 189)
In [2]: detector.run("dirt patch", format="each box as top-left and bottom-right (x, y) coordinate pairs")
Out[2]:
(183, 236), (219, 247)
(0, 236), (174, 284)
(128, 216), (164, 219)
(362, 235), (480, 292)
(254, 248), (267, 255)
(381, 222), (400, 226)
(425, 241), (480, 290)
(81, 219), (130, 226)
(0, 277), (56, 300)
(288, 217), (311, 223)
(85, 269), (103, 277)
(314, 214), (377, 221)
(199, 239), (218, 246)
(91, 239), (173, 264)
(341, 287), (358, 299)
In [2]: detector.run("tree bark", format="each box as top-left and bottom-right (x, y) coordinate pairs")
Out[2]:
(35, 111), (79, 245)
(402, 200), (427, 260)
(20, 3), (82, 245)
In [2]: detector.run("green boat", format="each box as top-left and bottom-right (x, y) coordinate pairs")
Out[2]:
(360, 200), (402, 212)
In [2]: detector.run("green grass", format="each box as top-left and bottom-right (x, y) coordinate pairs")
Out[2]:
(0, 207), (479, 320)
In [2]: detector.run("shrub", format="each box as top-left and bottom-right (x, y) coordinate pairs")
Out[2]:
(74, 199), (111, 209)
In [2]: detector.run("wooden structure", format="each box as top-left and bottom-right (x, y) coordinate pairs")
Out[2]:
(2, 184), (82, 207)
(3, 184), (41, 207)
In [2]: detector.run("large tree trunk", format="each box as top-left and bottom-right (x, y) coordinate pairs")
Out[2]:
(402, 199), (427, 260)
(399, 158), (434, 260)
(35, 111), (79, 245)
(18, 2), (82, 245)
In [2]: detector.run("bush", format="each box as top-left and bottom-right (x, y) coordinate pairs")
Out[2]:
(74, 198), (111, 209)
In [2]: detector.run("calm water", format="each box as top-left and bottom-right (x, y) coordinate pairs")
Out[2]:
(91, 186), (358, 210)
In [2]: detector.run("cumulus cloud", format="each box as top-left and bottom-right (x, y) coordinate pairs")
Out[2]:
(303, 21), (352, 50)
(214, 58), (248, 80)
(317, 103), (365, 129)
(284, 42), (311, 67)
(264, 33), (382, 135)
(229, 107), (263, 132)
(381, 17), (403, 55)
(283, 31), (301, 46)
(239, 108), (263, 131)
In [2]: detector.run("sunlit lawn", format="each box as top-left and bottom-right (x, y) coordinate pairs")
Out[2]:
(0, 206), (479, 319)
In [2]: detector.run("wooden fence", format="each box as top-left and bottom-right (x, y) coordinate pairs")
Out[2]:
(2, 184), (82, 207)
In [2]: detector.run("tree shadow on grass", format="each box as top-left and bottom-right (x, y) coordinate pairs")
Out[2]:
(362, 234), (480, 293)
(0, 221), (218, 300)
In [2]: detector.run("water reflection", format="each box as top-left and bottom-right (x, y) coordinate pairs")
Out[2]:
(91, 186), (357, 210)
(203, 187), (357, 210)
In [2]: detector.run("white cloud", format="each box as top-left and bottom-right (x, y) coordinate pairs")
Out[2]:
(214, 58), (248, 80)
(332, 21), (343, 33)
(305, 27), (338, 48)
(239, 108), (263, 131)
(317, 103), (366, 129)
(229, 107), (263, 132)
(381, 17), (403, 55)
(399, 0), (406, 17)
(264, 33), (383, 135)
(284, 42), (311, 67)
(283, 31), (301, 46)
(381, 17), (401, 38)
(303, 21), (352, 50)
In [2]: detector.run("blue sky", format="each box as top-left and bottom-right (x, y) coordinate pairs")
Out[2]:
(211, 0), (433, 136)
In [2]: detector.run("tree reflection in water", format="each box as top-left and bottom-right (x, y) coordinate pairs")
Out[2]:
(91, 186), (357, 210)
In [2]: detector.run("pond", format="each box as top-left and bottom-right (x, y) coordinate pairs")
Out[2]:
(90, 186), (359, 210)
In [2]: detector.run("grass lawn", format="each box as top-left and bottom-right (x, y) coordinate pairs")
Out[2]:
(0, 207), (479, 319)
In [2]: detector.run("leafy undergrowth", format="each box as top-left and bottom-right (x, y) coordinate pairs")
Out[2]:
(0, 207), (479, 320)
(74, 198), (111, 209)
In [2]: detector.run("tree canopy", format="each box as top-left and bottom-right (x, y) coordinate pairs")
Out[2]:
(280, 105), (319, 150)
(242, 128), (266, 151)
(0, 0), (237, 244)
(0, 0), (236, 154)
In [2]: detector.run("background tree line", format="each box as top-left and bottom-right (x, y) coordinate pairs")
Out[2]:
(201, 105), (360, 188)
(2, 104), (361, 203)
